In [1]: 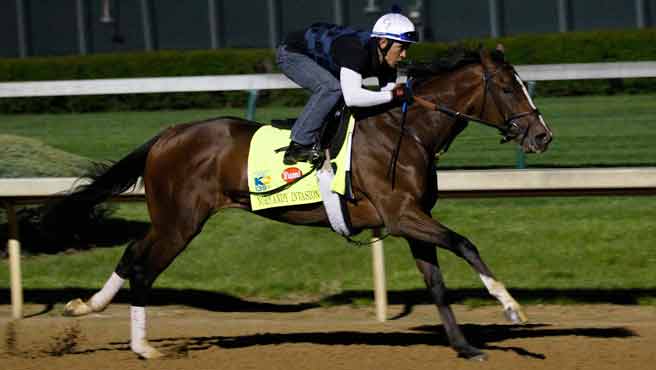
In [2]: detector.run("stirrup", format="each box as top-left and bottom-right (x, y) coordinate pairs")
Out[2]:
(283, 145), (323, 166)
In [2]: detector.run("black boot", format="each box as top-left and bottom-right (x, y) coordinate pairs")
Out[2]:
(283, 141), (319, 165)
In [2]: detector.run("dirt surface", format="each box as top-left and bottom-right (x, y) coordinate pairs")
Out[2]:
(1, 303), (655, 370)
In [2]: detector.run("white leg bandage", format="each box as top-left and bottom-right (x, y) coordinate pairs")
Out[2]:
(129, 305), (164, 358)
(89, 272), (125, 311)
(130, 306), (147, 348)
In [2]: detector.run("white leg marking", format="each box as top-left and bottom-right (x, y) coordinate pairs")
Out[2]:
(479, 274), (528, 323)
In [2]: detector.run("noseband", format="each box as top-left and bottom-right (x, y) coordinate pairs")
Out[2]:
(411, 64), (541, 142)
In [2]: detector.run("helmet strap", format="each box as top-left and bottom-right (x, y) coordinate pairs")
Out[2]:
(377, 38), (394, 67)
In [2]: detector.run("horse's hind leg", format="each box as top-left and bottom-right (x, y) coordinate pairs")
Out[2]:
(65, 206), (210, 358)
(63, 273), (126, 316)
(63, 242), (139, 316)
(63, 234), (157, 316)
(125, 211), (209, 358)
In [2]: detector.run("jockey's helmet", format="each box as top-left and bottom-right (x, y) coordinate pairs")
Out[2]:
(371, 13), (418, 44)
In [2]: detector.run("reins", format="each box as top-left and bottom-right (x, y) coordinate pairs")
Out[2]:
(412, 89), (539, 140)
(385, 65), (542, 188)
(413, 95), (500, 129)
(386, 97), (410, 189)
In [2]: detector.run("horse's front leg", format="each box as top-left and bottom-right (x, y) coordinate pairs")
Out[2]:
(389, 204), (527, 324)
(407, 239), (487, 361)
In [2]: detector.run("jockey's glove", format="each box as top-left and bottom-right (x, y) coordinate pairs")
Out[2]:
(391, 83), (414, 106)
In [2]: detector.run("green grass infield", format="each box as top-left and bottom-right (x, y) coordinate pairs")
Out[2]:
(1, 94), (655, 305)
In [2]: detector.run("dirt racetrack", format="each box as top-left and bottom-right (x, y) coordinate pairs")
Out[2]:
(1, 303), (655, 370)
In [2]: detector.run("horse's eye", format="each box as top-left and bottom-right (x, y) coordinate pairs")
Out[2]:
(502, 87), (513, 94)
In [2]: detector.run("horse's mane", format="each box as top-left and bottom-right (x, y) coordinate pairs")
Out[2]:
(405, 47), (506, 88)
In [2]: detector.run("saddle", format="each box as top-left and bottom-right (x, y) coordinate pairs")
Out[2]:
(271, 102), (352, 161)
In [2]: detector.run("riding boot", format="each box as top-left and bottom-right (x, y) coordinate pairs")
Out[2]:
(283, 141), (321, 165)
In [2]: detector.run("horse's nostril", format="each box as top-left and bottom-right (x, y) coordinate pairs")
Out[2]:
(536, 133), (550, 145)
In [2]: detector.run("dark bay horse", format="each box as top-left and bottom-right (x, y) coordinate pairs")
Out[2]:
(50, 47), (552, 360)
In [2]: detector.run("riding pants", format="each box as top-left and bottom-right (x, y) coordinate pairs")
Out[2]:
(276, 45), (342, 146)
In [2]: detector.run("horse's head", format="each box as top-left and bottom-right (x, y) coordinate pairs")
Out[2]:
(475, 45), (553, 153)
(408, 47), (552, 153)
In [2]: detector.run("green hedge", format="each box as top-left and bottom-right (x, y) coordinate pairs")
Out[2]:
(0, 49), (301, 113)
(411, 28), (656, 97)
(1, 29), (655, 113)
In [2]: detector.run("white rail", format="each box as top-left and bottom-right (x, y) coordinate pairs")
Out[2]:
(2, 168), (656, 200)
(0, 74), (296, 98)
(514, 61), (656, 81)
(1, 62), (654, 98)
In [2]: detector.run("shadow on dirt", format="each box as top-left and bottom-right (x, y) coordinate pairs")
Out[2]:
(326, 289), (656, 320)
(0, 288), (319, 314)
(74, 324), (636, 360)
(2, 287), (655, 319)
(3, 288), (645, 360)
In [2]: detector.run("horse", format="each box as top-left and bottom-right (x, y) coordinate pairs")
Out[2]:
(47, 46), (552, 361)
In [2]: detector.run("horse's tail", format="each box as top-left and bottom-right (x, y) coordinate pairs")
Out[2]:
(42, 134), (161, 239)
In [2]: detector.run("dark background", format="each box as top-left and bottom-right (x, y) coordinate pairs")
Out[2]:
(1, 0), (654, 58)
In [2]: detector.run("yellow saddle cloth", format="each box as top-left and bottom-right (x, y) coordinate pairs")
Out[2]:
(248, 117), (355, 211)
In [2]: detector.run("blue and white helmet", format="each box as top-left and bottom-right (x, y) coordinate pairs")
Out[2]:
(371, 13), (418, 43)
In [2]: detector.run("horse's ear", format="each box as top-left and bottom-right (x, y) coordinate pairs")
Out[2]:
(477, 43), (489, 60)
(477, 43), (485, 54)
(490, 43), (506, 63)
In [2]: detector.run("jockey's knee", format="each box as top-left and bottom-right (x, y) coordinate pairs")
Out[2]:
(317, 80), (341, 98)
(326, 78), (341, 92)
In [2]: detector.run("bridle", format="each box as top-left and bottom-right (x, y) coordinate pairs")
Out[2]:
(411, 63), (542, 143)
(387, 60), (543, 188)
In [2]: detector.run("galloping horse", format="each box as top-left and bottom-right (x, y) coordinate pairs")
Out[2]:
(49, 47), (552, 361)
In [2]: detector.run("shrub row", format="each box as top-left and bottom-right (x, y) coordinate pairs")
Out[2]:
(1, 29), (654, 113)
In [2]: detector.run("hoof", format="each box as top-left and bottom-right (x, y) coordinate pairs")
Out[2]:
(467, 352), (489, 362)
(63, 298), (93, 317)
(132, 341), (164, 359)
(137, 348), (165, 359)
(504, 306), (529, 324)
(458, 346), (488, 361)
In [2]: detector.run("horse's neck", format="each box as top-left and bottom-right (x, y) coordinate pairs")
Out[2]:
(413, 67), (483, 155)
(416, 65), (483, 115)
(353, 66), (483, 163)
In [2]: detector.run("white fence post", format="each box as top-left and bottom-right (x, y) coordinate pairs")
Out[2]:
(8, 239), (23, 319)
(4, 202), (23, 319)
(371, 228), (387, 322)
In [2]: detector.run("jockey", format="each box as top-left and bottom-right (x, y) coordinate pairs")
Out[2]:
(276, 13), (418, 165)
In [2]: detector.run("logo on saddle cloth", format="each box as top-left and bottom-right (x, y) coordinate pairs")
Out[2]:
(281, 167), (303, 183)
(247, 117), (355, 211)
